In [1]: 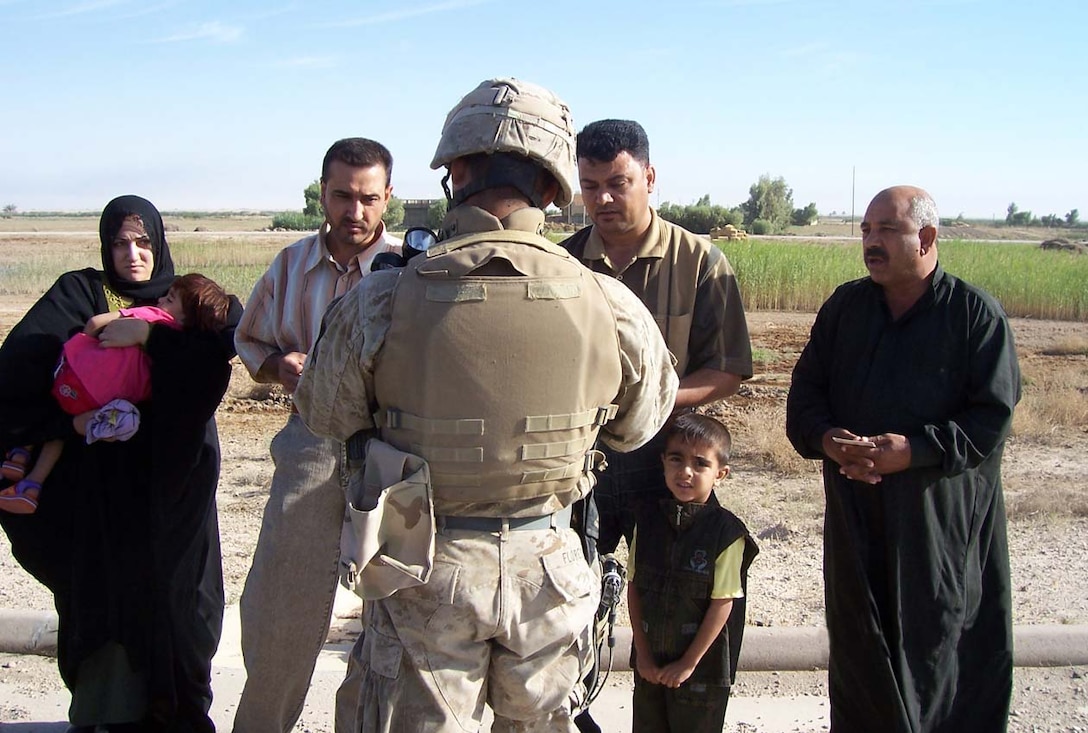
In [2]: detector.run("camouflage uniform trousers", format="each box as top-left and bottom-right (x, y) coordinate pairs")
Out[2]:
(344, 522), (599, 732)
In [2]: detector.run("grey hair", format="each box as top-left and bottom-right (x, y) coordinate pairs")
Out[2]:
(908, 194), (939, 232)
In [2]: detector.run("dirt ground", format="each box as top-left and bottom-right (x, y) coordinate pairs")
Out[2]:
(2, 304), (1087, 730)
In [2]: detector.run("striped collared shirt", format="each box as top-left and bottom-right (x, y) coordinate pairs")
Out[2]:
(234, 221), (401, 379)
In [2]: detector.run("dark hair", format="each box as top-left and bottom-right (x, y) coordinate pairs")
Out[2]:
(663, 412), (732, 465)
(170, 273), (231, 333)
(576, 119), (650, 167)
(321, 138), (393, 186)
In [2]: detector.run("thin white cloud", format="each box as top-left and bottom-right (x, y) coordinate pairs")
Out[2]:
(31, 0), (129, 20)
(246, 4), (298, 21)
(817, 51), (863, 75)
(779, 41), (866, 75)
(314, 0), (494, 29)
(701, 0), (799, 7)
(270, 55), (337, 69)
(116, 0), (180, 19)
(783, 42), (829, 59)
(150, 21), (243, 44)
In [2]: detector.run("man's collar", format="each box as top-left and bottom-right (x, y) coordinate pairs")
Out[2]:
(869, 262), (945, 315)
(582, 207), (667, 265)
(306, 220), (388, 273)
(302, 222), (333, 273)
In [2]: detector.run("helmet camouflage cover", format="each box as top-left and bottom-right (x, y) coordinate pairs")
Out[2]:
(430, 78), (577, 207)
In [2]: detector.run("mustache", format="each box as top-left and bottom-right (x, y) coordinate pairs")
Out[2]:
(864, 247), (887, 259)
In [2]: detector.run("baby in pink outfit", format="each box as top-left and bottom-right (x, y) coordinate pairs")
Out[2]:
(0, 273), (231, 514)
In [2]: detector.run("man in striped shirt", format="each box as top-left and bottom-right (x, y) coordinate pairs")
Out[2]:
(232, 137), (401, 733)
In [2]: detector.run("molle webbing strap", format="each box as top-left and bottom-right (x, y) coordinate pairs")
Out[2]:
(522, 451), (604, 485)
(522, 461), (586, 485)
(382, 408), (485, 436)
(431, 472), (482, 488)
(433, 451), (607, 490)
(520, 436), (596, 461)
(524, 405), (619, 433)
(413, 445), (484, 464)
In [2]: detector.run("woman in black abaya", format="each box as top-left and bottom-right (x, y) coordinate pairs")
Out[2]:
(0, 195), (242, 732)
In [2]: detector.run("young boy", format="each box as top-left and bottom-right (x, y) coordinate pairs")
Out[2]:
(627, 412), (759, 733)
(0, 273), (231, 514)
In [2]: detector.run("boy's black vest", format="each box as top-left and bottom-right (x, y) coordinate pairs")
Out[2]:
(631, 492), (759, 686)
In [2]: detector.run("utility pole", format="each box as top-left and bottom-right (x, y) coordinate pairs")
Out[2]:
(850, 166), (856, 237)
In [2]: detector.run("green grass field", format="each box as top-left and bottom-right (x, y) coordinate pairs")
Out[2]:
(1, 228), (1085, 321)
(719, 238), (1088, 321)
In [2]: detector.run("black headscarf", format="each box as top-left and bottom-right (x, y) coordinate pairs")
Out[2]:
(98, 194), (177, 303)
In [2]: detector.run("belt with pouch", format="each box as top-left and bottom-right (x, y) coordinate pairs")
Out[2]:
(439, 504), (573, 533)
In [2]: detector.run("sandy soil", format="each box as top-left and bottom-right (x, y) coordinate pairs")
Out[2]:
(2, 309), (1087, 731)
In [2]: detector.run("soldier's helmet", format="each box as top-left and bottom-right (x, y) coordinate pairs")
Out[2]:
(430, 78), (577, 207)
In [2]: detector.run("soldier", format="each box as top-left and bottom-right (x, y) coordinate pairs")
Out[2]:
(295, 78), (678, 731)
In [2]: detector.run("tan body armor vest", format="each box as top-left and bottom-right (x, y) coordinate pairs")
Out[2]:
(373, 229), (623, 517)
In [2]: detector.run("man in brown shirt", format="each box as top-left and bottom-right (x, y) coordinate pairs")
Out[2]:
(564, 119), (753, 556)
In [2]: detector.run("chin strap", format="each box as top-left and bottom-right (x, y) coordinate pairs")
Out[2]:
(444, 155), (547, 210)
(440, 170), (456, 209)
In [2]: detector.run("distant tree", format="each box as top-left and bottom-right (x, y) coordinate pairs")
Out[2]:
(720, 207), (745, 227)
(1005, 202), (1018, 225)
(657, 198), (743, 234)
(271, 211), (323, 231)
(1040, 214), (1062, 228)
(750, 219), (772, 235)
(2, 204), (15, 218)
(1011, 210), (1033, 227)
(383, 196), (404, 229)
(685, 206), (718, 234)
(742, 175), (794, 233)
(1066, 209), (1080, 227)
(426, 198), (449, 229)
(303, 180), (322, 218)
(791, 202), (819, 226)
(657, 201), (683, 224)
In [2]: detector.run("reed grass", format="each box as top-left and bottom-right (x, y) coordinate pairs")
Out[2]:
(0, 233), (295, 300)
(721, 238), (1088, 321)
(2, 234), (1085, 323)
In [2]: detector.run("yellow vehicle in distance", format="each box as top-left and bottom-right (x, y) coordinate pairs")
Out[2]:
(710, 223), (748, 240)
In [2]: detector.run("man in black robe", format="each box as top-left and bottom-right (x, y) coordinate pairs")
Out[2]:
(786, 185), (1021, 732)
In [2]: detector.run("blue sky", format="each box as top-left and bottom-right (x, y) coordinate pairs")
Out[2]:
(1, 0), (1084, 220)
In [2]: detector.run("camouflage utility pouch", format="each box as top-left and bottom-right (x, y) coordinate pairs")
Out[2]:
(340, 438), (435, 600)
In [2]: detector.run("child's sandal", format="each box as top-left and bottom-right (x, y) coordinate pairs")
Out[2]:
(0, 479), (41, 515)
(0, 447), (31, 481)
